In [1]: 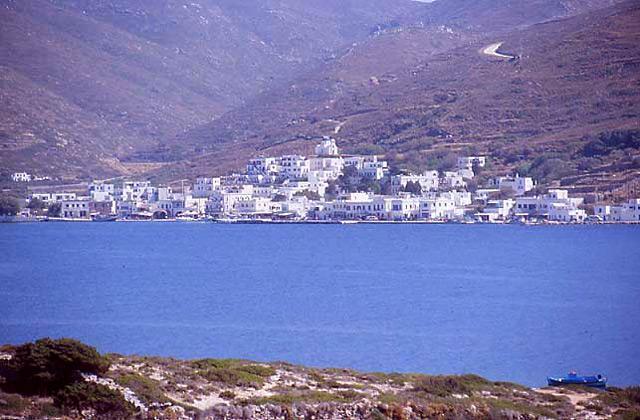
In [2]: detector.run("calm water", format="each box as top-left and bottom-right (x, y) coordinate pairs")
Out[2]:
(1, 223), (639, 386)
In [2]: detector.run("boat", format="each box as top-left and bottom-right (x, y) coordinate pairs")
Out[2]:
(92, 215), (117, 222)
(547, 372), (607, 389)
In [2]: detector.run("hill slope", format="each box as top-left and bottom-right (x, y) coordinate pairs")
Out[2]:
(0, 0), (421, 179)
(159, 0), (639, 193)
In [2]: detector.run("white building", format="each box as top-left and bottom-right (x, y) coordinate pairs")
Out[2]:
(441, 171), (467, 190)
(476, 199), (515, 223)
(595, 199), (640, 222)
(279, 155), (309, 180)
(474, 188), (501, 203)
(206, 188), (253, 217)
(321, 193), (384, 220)
(153, 199), (187, 218)
(420, 196), (458, 220)
(116, 201), (137, 218)
(457, 156), (486, 171)
(11, 172), (32, 182)
(193, 177), (221, 198)
(115, 181), (152, 202)
(514, 189), (584, 219)
(315, 137), (340, 157)
(247, 157), (280, 176)
(235, 197), (274, 216)
(391, 171), (439, 195)
(439, 191), (472, 207)
(89, 181), (115, 202)
(549, 203), (587, 223)
(60, 199), (91, 219)
(490, 174), (535, 196)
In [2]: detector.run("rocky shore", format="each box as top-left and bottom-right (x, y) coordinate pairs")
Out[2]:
(1, 340), (638, 419)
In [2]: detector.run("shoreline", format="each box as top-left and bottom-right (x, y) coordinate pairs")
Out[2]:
(2, 217), (639, 226)
(2, 341), (638, 419)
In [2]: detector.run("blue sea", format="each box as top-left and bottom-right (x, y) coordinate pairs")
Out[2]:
(1, 222), (639, 387)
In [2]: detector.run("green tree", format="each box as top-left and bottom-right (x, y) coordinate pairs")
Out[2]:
(6, 338), (110, 395)
(54, 382), (135, 417)
(48, 202), (62, 217)
(0, 196), (20, 216)
(403, 181), (422, 195)
(338, 165), (360, 192)
(27, 198), (45, 212)
(380, 179), (393, 195)
(293, 190), (321, 200)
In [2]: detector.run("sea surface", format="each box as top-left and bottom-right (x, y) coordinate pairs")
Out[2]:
(1, 222), (639, 387)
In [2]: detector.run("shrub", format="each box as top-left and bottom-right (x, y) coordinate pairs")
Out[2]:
(5, 338), (109, 395)
(582, 130), (640, 158)
(412, 374), (490, 397)
(0, 196), (20, 216)
(47, 202), (62, 217)
(191, 359), (275, 387)
(116, 373), (167, 405)
(219, 390), (236, 400)
(0, 392), (29, 415)
(54, 382), (135, 417)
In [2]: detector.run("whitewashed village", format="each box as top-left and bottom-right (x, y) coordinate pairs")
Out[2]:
(8, 138), (640, 224)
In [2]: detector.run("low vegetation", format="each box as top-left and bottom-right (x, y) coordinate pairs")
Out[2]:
(2, 338), (109, 395)
(412, 374), (490, 397)
(190, 358), (276, 387)
(53, 382), (135, 417)
(2, 338), (639, 419)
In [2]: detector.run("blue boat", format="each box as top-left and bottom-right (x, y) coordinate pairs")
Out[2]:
(547, 372), (607, 389)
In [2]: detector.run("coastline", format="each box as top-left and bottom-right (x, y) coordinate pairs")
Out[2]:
(2, 341), (638, 419)
(2, 217), (639, 226)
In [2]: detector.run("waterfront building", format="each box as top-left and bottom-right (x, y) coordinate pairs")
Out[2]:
(193, 177), (221, 198)
(116, 201), (137, 218)
(595, 199), (640, 222)
(548, 203), (587, 223)
(89, 181), (115, 202)
(115, 181), (151, 202)
(420, 196), (458, 220)
(60, 199), (91, 219)
(206, 189), (253, 217)
(89, 200), (115, 216)
(514, 189), (584, 219)
(489, 174), (534, 196)
(475, 199), (515, 223)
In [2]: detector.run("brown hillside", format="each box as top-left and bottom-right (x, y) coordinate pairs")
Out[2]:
(0, 0), (422, 178)
(158, 0), (639, 194)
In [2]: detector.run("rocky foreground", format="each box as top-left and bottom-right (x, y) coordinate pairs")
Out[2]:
(1, 339), (638, 419)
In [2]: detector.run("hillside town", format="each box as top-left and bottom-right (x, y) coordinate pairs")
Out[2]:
(6, 138), (640, 224)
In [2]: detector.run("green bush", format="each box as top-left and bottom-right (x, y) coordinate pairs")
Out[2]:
(191, 359), (275, 387)
(116, 373), (167, 405)
(412, 374), (490, 397)
(0, 196), (20, 216)
(0, 392), (29, 415)
(54, 382), (135, 417)
(583, 130), (640, 158)
(6, 338), (110, 395)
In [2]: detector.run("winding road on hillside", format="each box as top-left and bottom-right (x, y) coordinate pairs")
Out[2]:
(481, 42), (516, 59)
